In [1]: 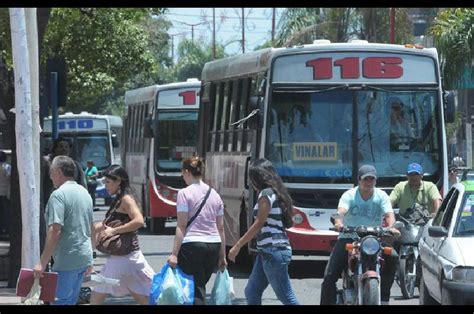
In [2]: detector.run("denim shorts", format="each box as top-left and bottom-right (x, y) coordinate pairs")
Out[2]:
(53, 266), (89, 305)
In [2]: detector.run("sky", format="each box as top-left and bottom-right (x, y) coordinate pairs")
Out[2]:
(165, 8), (282, 59)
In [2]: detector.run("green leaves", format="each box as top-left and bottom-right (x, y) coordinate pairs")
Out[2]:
(430, 8), (474, 89)
(42, 8), (169, 113)
(275, 8), (414, 47)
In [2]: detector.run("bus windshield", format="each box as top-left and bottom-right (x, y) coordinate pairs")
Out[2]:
(43, 133), (111, 170)
(76, 134), (111, 170)
(266, 89), (441, 185)
(155, 111), (198, 172)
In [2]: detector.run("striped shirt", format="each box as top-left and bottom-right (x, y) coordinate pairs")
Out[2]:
(254, 188), (290, 249)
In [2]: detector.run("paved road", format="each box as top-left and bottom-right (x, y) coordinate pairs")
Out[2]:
(92, 208), (419, 305)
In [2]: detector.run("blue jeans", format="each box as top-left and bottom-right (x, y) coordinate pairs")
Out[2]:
(245, 247), (299, 305)
(52, 266), (88, 305)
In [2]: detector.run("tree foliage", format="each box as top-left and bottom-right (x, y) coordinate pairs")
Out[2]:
(430, 8), (474, 89)
(173, 39), (227, 81)
(275, 8), (413, 47)
(42, 8), (169, 113)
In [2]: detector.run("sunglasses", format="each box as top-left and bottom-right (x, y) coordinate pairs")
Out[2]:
(362, 176), (376, 181)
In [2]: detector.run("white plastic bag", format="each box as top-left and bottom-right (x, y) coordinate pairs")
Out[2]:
(90, 273), (120, 286)
(210, 268), (233, 305)
(157, 266), (185, 305)
(24, 278), (43, 305)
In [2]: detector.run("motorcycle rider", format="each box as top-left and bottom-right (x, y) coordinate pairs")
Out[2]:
(389, 163), (441, 218)
(320, 164), (400, 305)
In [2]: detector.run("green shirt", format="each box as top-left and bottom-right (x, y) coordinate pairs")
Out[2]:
(45, 181), (93, 271)
(389, 180), (441, 216)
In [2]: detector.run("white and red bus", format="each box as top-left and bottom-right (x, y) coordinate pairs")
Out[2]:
(197, 40), (454, 261)
(123, 79), (200, 233)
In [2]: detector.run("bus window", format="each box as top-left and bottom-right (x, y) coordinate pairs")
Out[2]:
(77, 135), (111, 170)
(156, 111), (198, 172)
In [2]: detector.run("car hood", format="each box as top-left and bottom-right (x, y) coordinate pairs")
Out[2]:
(441, 238), (474, 266)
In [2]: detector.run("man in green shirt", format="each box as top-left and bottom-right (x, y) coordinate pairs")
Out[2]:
(390, 162), (442, 217)
(34, 155), (95, 305)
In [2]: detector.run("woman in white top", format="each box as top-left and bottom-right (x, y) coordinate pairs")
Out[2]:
(167, 156), (227, 305)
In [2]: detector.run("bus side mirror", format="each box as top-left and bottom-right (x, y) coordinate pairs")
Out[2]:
(249, 96), (264, 129)
(444, 91), (455, 123)
(144, 117), (153, 138)
(111, 134), (119, 148)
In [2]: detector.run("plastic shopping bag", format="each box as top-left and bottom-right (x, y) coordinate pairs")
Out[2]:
(210, 268), (233, 305)
(24, 278), (44, 305)
(149, 263), (194, 305)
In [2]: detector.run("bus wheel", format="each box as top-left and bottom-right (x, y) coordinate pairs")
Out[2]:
(150, 217), (166, 234)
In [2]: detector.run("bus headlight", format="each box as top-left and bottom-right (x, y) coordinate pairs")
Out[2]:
(292, 214), (303, 225)
(360, 236), (380, 256)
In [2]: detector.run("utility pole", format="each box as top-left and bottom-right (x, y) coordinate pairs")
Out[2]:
(169, 33), (185, 64)
(213, 8), (216, 60)
(390, 8), (395, 44)
(241, 8), (245, 53)
(179, 21), (206, 42)
(272, 8), (276, 46)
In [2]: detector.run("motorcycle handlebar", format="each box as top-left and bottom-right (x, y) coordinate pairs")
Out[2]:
(330, 225), (396, 237)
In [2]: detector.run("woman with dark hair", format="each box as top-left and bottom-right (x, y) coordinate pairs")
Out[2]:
(90, 165), (154, 305)
(228, 158), (298, 305)
(167, 156), (227, 305)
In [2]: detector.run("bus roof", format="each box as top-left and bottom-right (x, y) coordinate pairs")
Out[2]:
(43, 112), (122, 133)
(202, 42), (438, 81)
(124, 80), (201, 105)
(124, 85), (159, 106)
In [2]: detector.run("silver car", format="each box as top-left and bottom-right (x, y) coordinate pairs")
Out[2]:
(418, 181), (474, 305)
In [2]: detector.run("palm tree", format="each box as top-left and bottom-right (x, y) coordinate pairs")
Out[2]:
(275, 8), (413, 47)
(430, 8), (474, 89)
(275, 8), (322, 47)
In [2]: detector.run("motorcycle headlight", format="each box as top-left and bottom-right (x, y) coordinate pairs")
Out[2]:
(360, 236), (380, 256)
(452, 267), (474, 283)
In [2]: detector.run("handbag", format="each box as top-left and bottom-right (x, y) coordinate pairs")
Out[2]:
(96, 207), (135, 256)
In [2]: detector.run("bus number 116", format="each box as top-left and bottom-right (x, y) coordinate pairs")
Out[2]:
(306, 57), (403, 80)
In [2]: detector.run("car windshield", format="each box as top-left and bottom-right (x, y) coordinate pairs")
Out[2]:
(454, 192), (474, 237)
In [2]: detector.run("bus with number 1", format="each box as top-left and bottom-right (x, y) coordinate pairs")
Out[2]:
(197, 40), (454, 261)
(123, 79), (201, 233)
(43, 112), (123, 203)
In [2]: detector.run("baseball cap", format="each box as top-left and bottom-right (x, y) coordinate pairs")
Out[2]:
(407, 163), (423, 174)
(358, 165), (377, 179)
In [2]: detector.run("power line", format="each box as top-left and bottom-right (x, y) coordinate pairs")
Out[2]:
(170, 27), (270, 34)
(164, 11), (283, 21)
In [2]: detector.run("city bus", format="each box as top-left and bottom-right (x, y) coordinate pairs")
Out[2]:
(197, 40), (455, 261)
(43, 112), (123, 202)
(123, 79), (201, 233)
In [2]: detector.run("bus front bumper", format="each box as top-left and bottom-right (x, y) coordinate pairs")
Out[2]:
(286, 227), (338, 255)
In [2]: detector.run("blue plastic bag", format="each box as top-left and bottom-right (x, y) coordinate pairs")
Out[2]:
(210, 268), (233, 305)
(149, 264), (194, 305)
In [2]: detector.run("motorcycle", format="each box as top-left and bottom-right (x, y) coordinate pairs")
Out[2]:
(331, 224), (402, 305)
(395, 207), (431, 299)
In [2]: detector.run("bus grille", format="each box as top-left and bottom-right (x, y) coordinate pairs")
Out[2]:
(289, 190), (342, 209)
